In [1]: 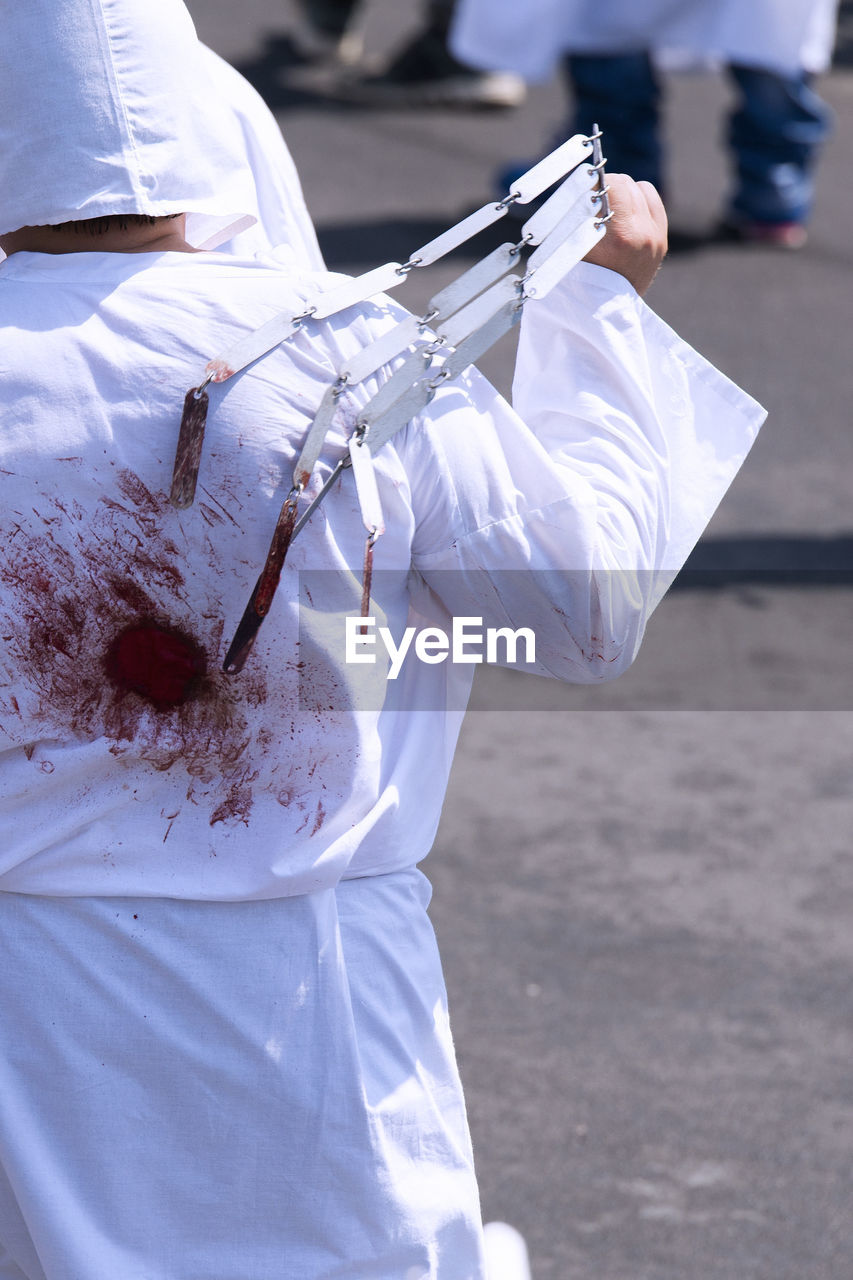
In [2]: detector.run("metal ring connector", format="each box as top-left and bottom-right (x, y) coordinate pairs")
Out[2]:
(193, 374), (212, 401)
(293, 304), (318, 325)
(515, 274), (534, 307)
(426, 367), (451, 392)
(509, 231), (534, 258)
(589, 123), (613, 228)
(396, 256), (423, 277)
(423, 335), (447, 358)
(496, 190), (521, 211)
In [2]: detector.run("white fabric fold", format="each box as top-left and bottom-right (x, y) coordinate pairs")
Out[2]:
(0, 873), (485, 1279)
(197, 48), (325, 268)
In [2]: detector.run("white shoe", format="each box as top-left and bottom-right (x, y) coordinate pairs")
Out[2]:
(483, 1221), (532, 1280)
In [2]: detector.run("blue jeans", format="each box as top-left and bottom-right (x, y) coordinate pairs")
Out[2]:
(566, 52), (832, 224)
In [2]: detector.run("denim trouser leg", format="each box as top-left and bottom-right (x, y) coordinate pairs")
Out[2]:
(565, 52), (664, 190)
(726, 65), (833, 225)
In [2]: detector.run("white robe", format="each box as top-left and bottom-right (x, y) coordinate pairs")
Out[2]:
(451, 0), (840, 81)
(0, 872), (482, 1280)
(0, 0), (254, 246)
(0, 242), (763, 1276)
(0, 1), (769, 1275)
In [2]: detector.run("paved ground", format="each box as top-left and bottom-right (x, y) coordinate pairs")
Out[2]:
(189, 4), (853, 1274)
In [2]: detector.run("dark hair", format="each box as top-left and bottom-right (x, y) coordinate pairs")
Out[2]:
(49, 214), (181, 236)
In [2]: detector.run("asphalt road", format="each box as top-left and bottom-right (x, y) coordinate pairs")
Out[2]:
(189, 4), (853, 1275)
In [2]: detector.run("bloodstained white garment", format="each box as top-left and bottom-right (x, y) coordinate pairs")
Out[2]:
(0, 251), (764, 898)
(451, 0), (840, 80)
(0, 0), (764, 1274)
(0, 246), (763, 1278)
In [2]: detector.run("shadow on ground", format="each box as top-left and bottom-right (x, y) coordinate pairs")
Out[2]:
(677, 534), (853, 587)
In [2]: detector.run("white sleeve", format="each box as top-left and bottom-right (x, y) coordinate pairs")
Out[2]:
(397, 262), (765, 685)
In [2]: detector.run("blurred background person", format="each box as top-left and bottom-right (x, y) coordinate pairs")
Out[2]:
(451, 0), (841, 246)
(291, 0), (526, 106)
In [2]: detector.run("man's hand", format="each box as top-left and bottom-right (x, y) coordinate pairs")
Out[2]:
(583, 173), (667, 296)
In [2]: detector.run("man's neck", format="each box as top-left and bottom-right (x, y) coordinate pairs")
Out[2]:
(0, 215), (196, 257)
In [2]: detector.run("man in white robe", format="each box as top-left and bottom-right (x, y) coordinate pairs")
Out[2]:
(0, 1), (764, 1276)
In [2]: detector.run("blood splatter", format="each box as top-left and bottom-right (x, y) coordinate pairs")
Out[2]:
(206, 358), (235, 382)
(0, 472), (270, 824)
(0, 461), (356, 835)
(209, 775), (256, 827)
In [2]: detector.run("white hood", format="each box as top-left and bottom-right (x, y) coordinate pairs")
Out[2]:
(0, 0), (256, 248)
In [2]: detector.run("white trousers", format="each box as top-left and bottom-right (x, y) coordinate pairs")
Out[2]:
(0, 871), (484, 1279)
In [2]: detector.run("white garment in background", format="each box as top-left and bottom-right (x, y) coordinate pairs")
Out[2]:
(451, 0), (840, 81)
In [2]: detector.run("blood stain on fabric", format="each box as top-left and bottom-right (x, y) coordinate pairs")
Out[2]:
(105, 621), (206, 709)
(209, 775), (256, 827)
(116, 469), (163, 517)
(0, 474), (275, 824)
(1, 466), (359, 832)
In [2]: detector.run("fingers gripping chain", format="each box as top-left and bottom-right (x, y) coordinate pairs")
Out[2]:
(589, 125), (615, 229)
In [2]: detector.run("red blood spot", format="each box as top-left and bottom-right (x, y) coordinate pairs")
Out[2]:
(106, 622), (206, 709)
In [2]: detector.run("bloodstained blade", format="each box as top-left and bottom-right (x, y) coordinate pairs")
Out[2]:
(222, 494), (300, 674)
(170, 386), (209, 509)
